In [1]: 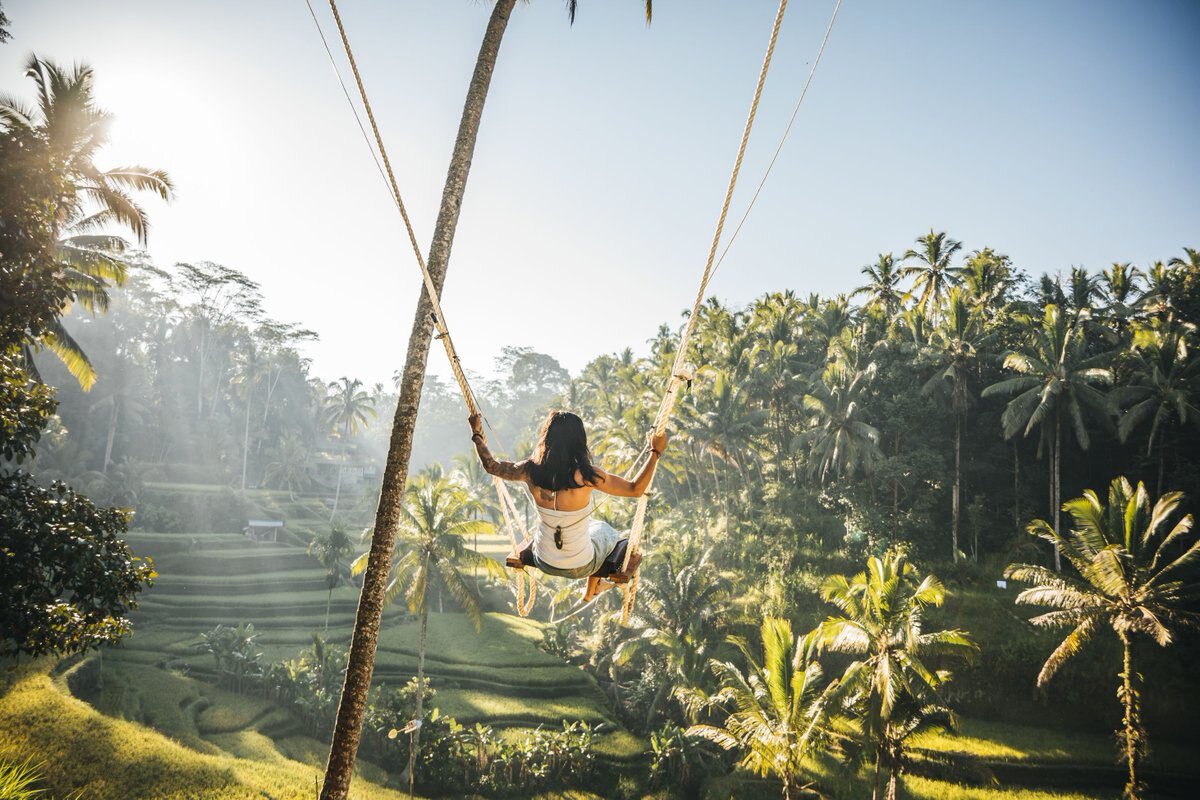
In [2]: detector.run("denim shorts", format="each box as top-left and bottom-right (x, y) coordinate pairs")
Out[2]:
(532, 520), (625, 579)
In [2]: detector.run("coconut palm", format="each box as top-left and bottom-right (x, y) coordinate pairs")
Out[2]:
(852, 253), (906, 317)
(1005, 478), (1200, 800)
(0, 56), (173, 389)
(1167, 247), (1199, 272)
(322, 377), (376, 522)
(612, 552), (732, 727)
(982, 305), (1113, 569)
(351, 473), (501, 788)
(813, 553), (979, 800)
(309, 526), (356, 633)
(797, 362), (881, 483)
(959, 248), (1013, 321)
(687, 618), (838, 800)
(921, 288), (993, 561)
(1100, 263), (1142, 326)
(900, 230), (963, 322)
(1114, 320), (1200, 494)
(263, 434), (314, 500)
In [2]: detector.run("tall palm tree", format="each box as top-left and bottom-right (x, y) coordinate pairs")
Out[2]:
(309, 526), (356, 632)
(1167, 247), (1200, 272)
(351, 474), (501, 788)
(960, 248), (1013, 323)
(982, 305), (1113, 569)
(613, 552), (732, 727)
(1100, 262), (1142, 327)
(1114, 320), (1200, 494)
(0, 56), (173, 389)
(900, 230), (963, 323)
(852, 253), (905, 317)
(797, 362), (881, 483)
(814, 553), (979, 800)
(322, 377), (376, 522)
(263, 434), (313, 500)
(921, 288), (993, 561)
(1005, 478), (1200, 800)
(687, 618), (838, 800)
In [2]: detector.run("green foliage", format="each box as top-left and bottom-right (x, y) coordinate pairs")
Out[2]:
(814, 552), (979, 799)
(687, 618), (840, 800)
(648, 721), (721, 790)
(0, 348), (55, 463)
(0, 757), (48, 800)
(1006, 477), (1200, 799)
(0, 471), (154, 656)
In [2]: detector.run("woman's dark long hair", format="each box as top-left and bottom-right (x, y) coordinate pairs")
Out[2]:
(527, 410), (600, 491)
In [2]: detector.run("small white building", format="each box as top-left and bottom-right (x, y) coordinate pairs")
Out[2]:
(244, 519), (284, 543)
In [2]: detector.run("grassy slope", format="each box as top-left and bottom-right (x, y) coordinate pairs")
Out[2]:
(0, 662), (412, 800)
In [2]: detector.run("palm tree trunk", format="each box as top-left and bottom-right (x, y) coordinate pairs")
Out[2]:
(1012, 439), (1020, 529)
(103, 399), (117, 474)
(408, 578), (431, 793)
(872, 751), (883, 800)
(330, 426), (347, 523)
(325, 586), (333, 633)
(1156, 438), (1165, 497)
(1053, 413), (1062, 571)
(1119, 632), (1144, 800)
(241, 385), (253, 491)
(886, 762), (899, 800)
(319, 4), (517, 796)
(952, 412), (961, 562)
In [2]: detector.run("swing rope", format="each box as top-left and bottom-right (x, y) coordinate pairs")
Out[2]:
(306, 0), (844, 626)
(617, 0), (791, 624)
(310, 0), (539, 613)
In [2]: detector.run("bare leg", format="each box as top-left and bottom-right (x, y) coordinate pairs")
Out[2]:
(582, 576), (616, 602)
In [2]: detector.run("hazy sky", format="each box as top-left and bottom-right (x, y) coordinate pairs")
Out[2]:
(4, 0), (1198, 386)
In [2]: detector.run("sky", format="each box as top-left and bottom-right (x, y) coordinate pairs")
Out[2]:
(4, 0), (1199, 386)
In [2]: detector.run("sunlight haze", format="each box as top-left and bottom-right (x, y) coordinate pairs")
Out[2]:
(4, 0), (1198, 384)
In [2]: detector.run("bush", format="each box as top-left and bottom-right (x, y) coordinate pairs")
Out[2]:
(1, 472), (155, 657)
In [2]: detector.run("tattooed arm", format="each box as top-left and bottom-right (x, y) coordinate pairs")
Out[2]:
(469, 414), (528, 483)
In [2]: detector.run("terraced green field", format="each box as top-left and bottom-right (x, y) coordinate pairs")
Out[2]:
(110, 526), (641, 763)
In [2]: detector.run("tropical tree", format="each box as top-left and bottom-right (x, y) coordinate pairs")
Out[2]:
(309, 526), (356, 632)
(813, 552), (979, 800)
(0, 55), (173, 388)
(1005, 478), (1200, 799)
(612, 552), (732, 727)
(982, 305), (1113, 569)
(797, 362), (881, 483)
(900, 230), (963, 322)
(350, 473), (501, 789)
(1099, 262), (1142, 327)
(263, 434), (313, 500)
(323, 377), (376, 522)
(852, 253), (905, 317)
(1114, 321), (1200, 493)
(959, 247), (1013, 321)
(686, 618), (838, 800)
(921, 288), (992, 560)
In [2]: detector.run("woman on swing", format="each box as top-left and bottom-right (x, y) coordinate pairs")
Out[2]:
(469, 410), (667, 602)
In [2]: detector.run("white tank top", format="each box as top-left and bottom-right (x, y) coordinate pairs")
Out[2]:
(533, 493), (595, 570)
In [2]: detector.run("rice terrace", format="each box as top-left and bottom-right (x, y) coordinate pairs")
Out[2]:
(1, 1), (1198, 798)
